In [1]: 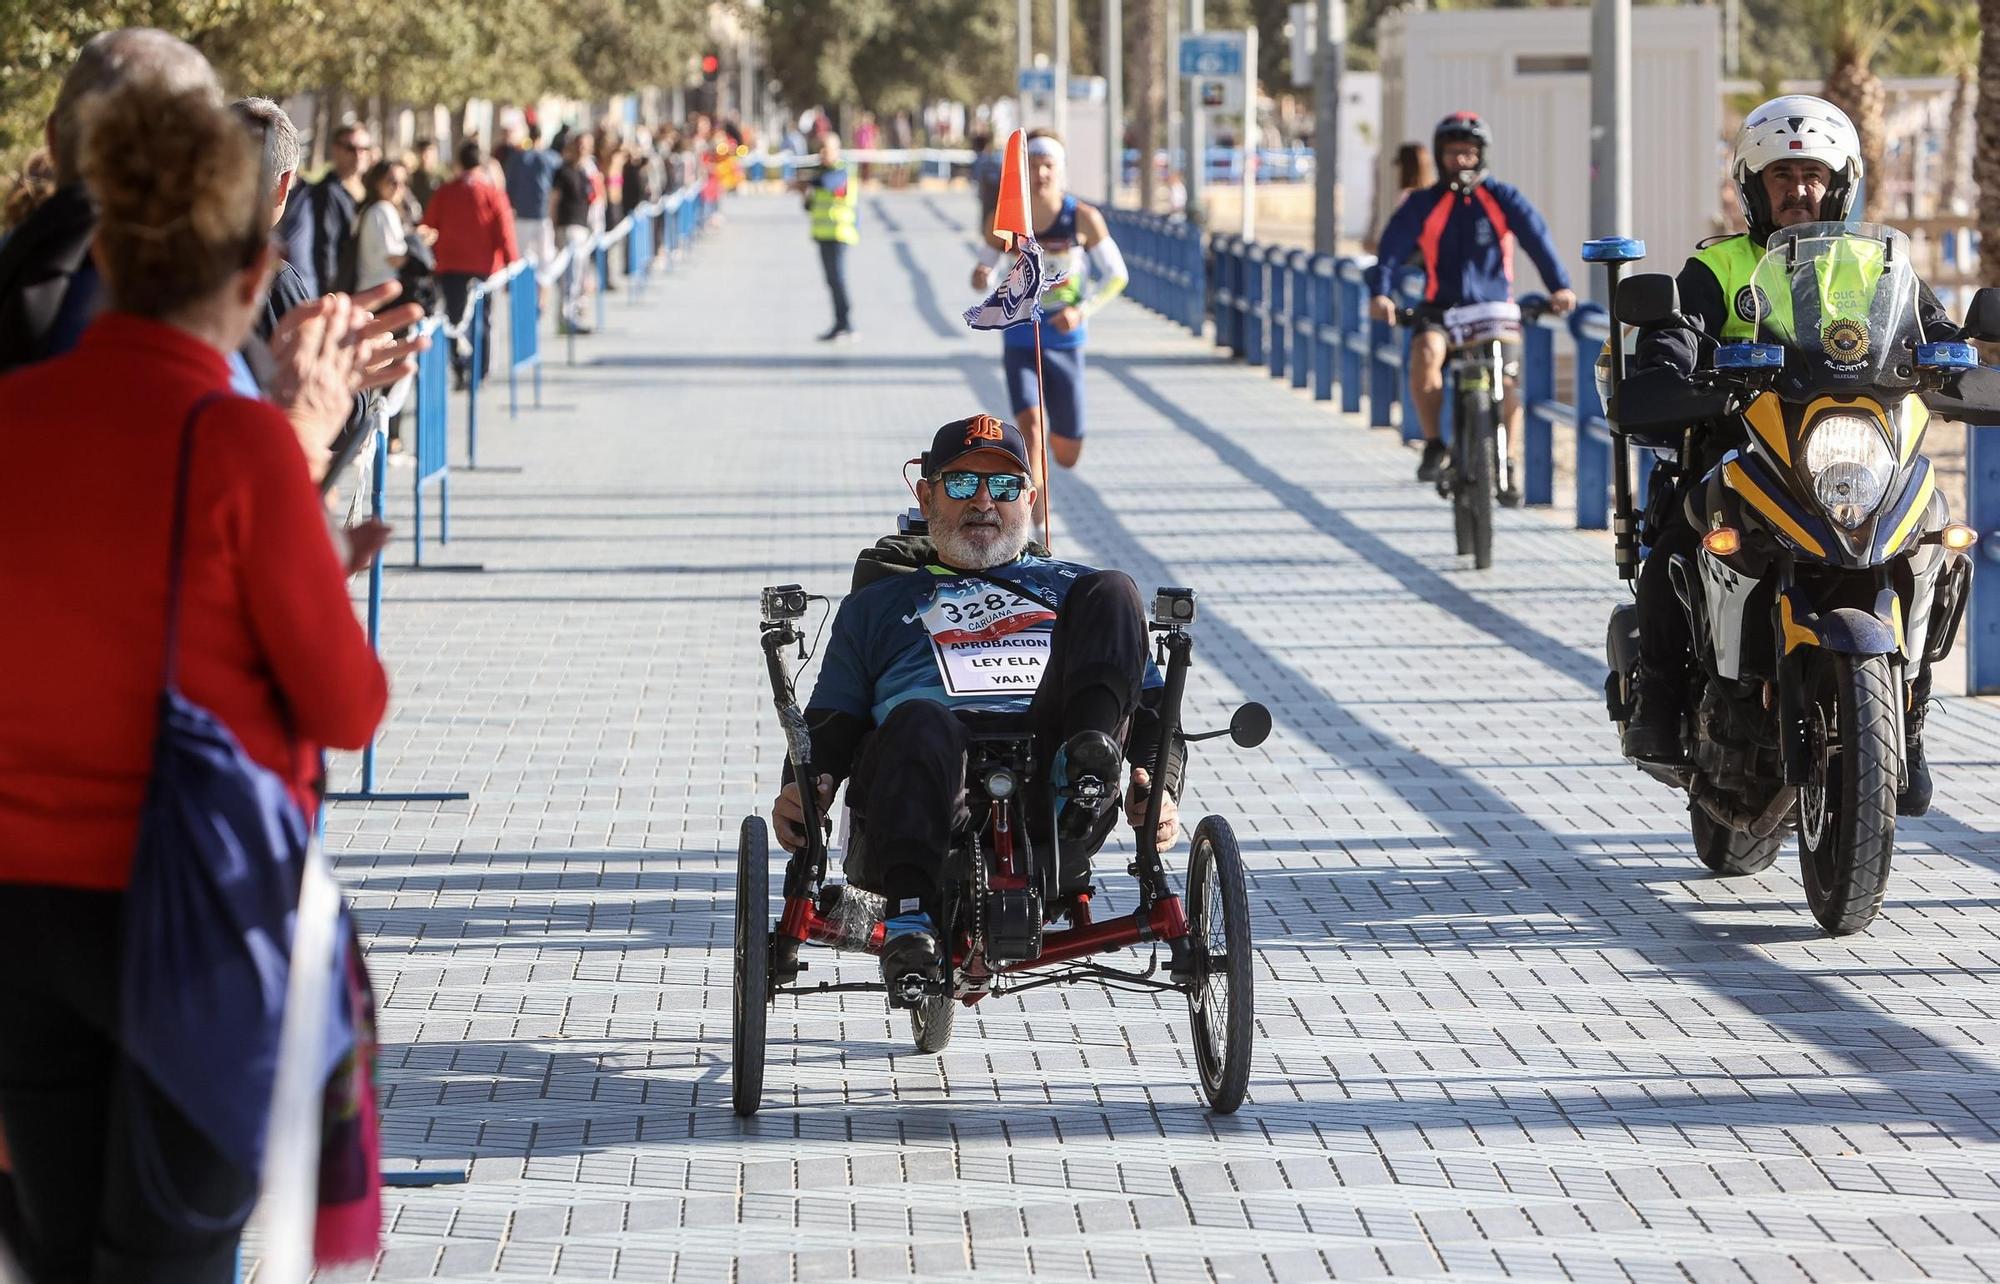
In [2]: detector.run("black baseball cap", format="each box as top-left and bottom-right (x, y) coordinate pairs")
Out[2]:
(923, 414), (1034, 477)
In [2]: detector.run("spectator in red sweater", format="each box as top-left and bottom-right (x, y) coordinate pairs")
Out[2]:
(0, 77), (387, 1282)
(423, 138), (519, 390)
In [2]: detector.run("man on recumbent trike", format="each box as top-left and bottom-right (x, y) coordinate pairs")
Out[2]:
(768, 413), (1179, 1002)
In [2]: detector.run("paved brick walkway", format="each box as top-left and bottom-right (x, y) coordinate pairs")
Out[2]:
(290, 190), (2000, 1282)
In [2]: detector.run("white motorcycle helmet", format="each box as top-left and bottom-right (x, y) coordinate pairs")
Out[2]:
(1733, 95), (1863, 243)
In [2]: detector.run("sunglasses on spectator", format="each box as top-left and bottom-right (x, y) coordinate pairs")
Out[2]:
(936, 471), (1027, 503)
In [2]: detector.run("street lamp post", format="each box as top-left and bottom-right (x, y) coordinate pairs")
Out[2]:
(1312, 0), (1345, 254)
(1589, 0), (1632, 302)
(1105, 0), (1123, 205)
(1055, 0), (1070, 141)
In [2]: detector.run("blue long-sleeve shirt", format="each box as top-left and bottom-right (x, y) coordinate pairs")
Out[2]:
(1366, 179), (1570, 306)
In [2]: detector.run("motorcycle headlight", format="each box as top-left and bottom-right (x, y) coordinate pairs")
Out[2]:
(1803, 414), (1896, 529)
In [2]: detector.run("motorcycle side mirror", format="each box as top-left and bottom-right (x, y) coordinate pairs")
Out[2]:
(1613, 274), (1679, 328)
(1183, 701), (1272, 749)
(1963, 287), (2000, 343)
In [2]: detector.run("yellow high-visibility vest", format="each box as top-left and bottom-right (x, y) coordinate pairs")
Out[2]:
(809, 171), (858, 245)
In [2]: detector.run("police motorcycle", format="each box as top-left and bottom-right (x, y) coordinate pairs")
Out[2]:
(1596, 227), (2000, 935)
(731, 519), (1273, 1116)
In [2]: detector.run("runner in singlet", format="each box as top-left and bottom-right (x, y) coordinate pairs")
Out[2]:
(969, 131), (1128, 528)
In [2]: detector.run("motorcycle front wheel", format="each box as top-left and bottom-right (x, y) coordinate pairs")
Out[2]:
(1796, 653), (1899, 935)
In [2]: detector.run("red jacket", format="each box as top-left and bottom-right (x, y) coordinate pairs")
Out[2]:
(422, 171), (519, 277)
(0, 314), (389, 890)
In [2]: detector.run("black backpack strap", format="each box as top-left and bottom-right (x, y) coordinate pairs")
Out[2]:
(160, 392), (230, 691)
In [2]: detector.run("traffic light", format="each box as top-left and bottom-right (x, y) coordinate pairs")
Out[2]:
(701, 53), (720, 81)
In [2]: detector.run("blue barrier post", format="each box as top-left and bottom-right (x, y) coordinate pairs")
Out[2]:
(1311, 257), (1336, 402)
(507, 263), (541, 417)
(1212, 236), (1234, 351)
(1523, 316), (1556, 506)
(594, 239), (610, 333)
(1338, 259), (1368, 415)
(1186, 223), (1205, 336)
(1969, 426), (2000, 694)
(1396, 273), (1425, 442)
(466, 289), (483, 468)
(410, 322), (452, 566)
(1242, 245), (1264, 367)
(1289, 252), (1311, 391)
(1263, 246), (1285, 377)
(325, 425), (470, 805)
(1573, 305), (1612, 529)
(1367, 309), (1398, 429)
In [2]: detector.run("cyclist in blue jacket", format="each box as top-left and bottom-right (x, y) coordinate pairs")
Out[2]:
(1368, 113), (1577, 482)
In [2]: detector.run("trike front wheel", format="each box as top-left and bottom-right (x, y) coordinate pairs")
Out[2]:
(1185, 815), (1254, 1113)
(732, 816), (772, 1116)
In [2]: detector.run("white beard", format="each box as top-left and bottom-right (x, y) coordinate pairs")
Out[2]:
(932, 507), (1030, 570)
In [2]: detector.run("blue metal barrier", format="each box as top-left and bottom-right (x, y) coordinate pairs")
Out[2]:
(325, 425), (470, 805)
(1309, 257), (1335, 401)
(466, 288), (485, 468)
(410, 320), (454, 566)
(1098, 207), (1204, 337)
(1970, 427), (2000, 695)
(1570, 306), (1614, 530)
(506, 262), (541, 417)
(627, 210), (654, 293)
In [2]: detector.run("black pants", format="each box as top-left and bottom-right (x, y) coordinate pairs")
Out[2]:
(1638, 506), (1700, 672)
(0, 885), (253, 1284)
(439, 272), (489, 386)
(817, 240), (851, 331)
(845, 571), (1150, 912)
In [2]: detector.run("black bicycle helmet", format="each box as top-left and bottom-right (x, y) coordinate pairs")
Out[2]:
(1433, 111), (1492, 192)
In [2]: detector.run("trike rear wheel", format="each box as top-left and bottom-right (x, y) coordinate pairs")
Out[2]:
(1185, 815), (1254, 1113)
(731, 816), (771, 1117)
(911, 995), (955, 1053)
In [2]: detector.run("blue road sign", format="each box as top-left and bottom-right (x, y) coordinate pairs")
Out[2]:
(1018, 68), (1056, 94)
(1180, 33), (1246, 78)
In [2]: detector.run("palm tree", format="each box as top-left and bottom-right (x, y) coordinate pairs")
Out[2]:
(1896, 0), (1981, 214)
(1815, 0), (1915, 220)
(1132, 0), (1160, 212)
(1936, 1), (1980, 214)
(1982, 0), (2000, 284)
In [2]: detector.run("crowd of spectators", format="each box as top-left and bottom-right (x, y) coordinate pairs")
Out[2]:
(0, 28), (402, 1282)
(0, 34), (732, 1276)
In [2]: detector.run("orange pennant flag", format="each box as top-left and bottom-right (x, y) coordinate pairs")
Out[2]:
(990, 128), (1032, 246)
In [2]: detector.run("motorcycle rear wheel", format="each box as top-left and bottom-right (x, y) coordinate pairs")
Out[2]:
(1690, 802), (1781, 875)
(1797, 653), (1899, 935)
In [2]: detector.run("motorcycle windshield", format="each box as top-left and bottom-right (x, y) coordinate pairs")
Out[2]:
(1749, 222), (1923, 395)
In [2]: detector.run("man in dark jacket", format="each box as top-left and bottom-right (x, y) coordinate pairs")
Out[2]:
(1367, 112), (1576, 482)
(310, 122), (374, 297)
(0, 29), (215, 373)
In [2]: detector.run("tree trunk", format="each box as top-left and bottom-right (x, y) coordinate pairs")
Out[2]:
(1131, 0), (1160, 212)
(1943, 67), (1973, 216)
(1981, 0), (2000, 283)
(1823, 55), (1887, 220)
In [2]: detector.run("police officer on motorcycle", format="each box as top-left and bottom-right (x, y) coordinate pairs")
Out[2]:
(1624, 94), (1963, 816)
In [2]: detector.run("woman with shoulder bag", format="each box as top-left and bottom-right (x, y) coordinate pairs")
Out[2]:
(0, 79), (387, 1283)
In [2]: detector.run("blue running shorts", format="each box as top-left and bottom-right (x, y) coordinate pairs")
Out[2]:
(1002, 343), (1086, 441)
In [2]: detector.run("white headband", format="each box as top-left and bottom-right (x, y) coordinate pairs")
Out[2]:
(1026, 137), (1065, 163)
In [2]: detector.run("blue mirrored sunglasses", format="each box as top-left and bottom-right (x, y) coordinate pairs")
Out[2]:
(938, 470), (1026, 502)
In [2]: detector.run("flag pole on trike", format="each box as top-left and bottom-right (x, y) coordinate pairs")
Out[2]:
(964, 128), (1054, 552)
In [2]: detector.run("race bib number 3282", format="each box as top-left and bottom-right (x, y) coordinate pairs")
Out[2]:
(915, 581), (1055, 697)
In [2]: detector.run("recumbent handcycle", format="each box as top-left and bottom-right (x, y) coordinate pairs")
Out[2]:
(731, 521), (1270, 1115)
